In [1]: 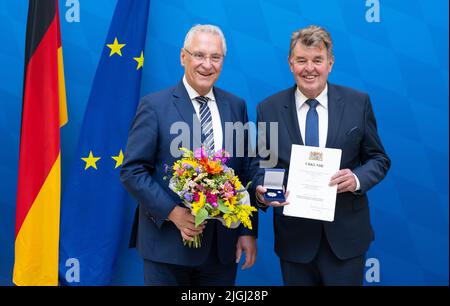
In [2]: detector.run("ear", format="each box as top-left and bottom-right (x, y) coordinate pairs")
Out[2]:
(328, 56), (334, 73)
(288, 56), (294, 73)
(180, 48), (186, 67)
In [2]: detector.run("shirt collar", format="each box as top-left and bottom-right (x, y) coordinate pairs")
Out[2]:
(295, 84), (328, 110)
(183, 75), (216, 102)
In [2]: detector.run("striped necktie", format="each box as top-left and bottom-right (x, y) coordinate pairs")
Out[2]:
(195, 96), (214, 152)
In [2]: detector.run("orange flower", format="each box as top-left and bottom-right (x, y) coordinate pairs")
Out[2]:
(199, 157), (209, 167)
(205, 160), (223, 174)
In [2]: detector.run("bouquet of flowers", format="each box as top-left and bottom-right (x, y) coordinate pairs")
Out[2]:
(165, 147), (257, 248)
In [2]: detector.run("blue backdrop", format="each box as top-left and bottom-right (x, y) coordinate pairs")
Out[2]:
(0, 0), (448, 285)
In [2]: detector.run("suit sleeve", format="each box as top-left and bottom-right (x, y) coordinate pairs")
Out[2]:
(120, 97), (178, 228)
(249, 104), (268, 212)
(353, 95), (391, 194)
(238, 101), (259, 237)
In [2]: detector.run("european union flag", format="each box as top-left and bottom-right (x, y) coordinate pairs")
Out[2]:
(59, 0), (150, 285)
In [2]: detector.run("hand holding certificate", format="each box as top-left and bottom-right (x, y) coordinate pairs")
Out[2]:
(283, 144), (342, 222)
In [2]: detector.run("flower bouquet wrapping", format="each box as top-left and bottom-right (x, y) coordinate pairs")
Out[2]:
(165, 147), (257, 248)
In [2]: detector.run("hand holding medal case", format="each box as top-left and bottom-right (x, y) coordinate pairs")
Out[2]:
(263, 168), (286, 202)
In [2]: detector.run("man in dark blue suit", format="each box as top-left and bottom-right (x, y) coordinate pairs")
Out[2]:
(120, 25), (257, 286)
(251, 25), (390, 285)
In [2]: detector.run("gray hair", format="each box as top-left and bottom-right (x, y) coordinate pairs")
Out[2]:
(183, 24), (227, 56)
(289, 25), (333, 60)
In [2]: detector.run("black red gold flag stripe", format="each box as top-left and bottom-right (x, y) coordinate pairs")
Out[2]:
(13, 0), (67, 286)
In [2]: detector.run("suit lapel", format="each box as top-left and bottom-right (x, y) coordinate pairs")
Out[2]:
(326, 83), (345, 148)
(213, 87), (230, 150)
(282, 86), (303, 145)
(172, 81), (202, 147)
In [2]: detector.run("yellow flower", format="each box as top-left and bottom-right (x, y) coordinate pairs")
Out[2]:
(183, 159), (198, 168)
(231, 176), (242, 190)
(223, 213), (238, 228)
(234, 205), (257, 230)
(210, 209), (220, 217)
(191, 192), (205, 215)
(191, 202), (201, 215)
(224, 198), (236, 213)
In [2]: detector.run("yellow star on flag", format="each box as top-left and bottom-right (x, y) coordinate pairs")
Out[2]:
(111, 150), (124, 169)
(133, 51), (144, 70)
(81, 151), (101, 170)
(106, 37), (126, 57)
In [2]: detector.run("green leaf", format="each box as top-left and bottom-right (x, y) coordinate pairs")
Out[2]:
(195, 207), (208, 227)
(218, 199), (231, 214)
(245, 181), (252, 189)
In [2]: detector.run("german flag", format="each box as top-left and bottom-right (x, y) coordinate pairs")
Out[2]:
(13, 0), (67, 286)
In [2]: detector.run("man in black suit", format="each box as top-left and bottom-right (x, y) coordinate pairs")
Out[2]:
(251, 25), (390, 285)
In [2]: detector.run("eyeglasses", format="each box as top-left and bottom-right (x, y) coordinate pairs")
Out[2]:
(184, 48), (224, 63)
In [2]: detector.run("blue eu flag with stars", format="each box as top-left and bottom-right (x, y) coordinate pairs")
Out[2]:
(59, 0), (150, 285)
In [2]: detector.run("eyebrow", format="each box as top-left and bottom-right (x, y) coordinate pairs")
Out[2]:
(295, 55), (325, 59)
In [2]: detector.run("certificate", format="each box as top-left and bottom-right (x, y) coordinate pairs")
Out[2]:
(283, 144), (342, 222)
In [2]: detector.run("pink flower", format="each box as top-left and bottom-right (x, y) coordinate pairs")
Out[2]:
(223, 181), (234, 193)
(193, 192), (200, 202)
(223, 191), (234, 199)
(206, 192), (218, 207)
(194, 147), (207, 160)
(222, 181), (235, 199)
(213, 149), (230, 164)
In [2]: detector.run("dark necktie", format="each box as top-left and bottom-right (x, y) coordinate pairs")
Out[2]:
(305, 99), (319, 147)
(195, 96), (214, 152)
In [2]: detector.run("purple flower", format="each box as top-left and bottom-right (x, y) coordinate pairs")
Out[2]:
(163, 163), (169, 173)
(182, 163), (193, 169)
(212, 151), (222, 162)
(184, 193), (193, 202)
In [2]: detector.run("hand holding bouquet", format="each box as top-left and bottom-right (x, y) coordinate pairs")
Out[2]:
(165, 147), (257, 248)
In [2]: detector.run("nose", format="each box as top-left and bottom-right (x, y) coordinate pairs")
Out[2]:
(201, 58), (213, 69)
(305, 61), (314, 71)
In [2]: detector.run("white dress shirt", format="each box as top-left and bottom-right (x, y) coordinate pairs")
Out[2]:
(295, 85), (360, 191)
(183, 76), (223, 152)
(295, 85), (329, 148)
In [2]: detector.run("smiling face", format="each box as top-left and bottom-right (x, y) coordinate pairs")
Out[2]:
(181, 32), (224, 96)
(288, 42), (334, 99)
